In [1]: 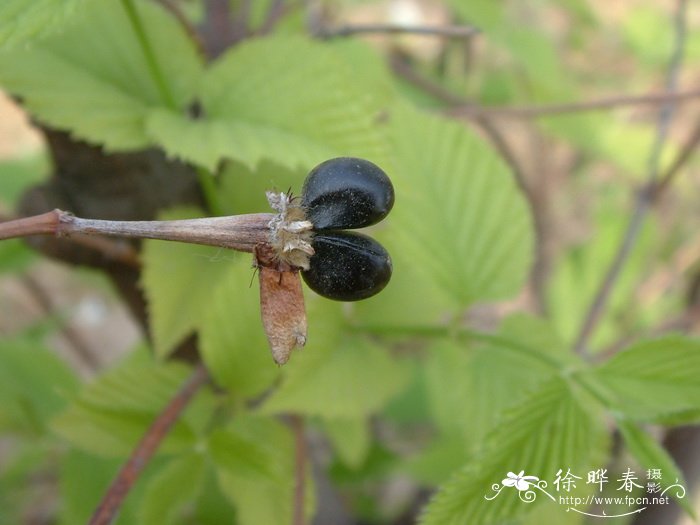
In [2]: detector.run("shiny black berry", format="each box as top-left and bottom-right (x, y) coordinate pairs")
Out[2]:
(301, 157), (394, 231)
(302, 231), (392, 301)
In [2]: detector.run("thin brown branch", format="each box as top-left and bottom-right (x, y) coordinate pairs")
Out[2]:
(573, 0), (689, 356)
(652, 118), (700, 199)
(449, 88), (700, 119)
(155, 0), (206, 56)
(89, 364), (210, 525)
(0, 209), (274, 253)
(316, 22), (480, 39)
(290, 414), (307, 525)
(20, 274), (100, 371)
(257, 0), (287, 36)
(0, 211), (141, 267)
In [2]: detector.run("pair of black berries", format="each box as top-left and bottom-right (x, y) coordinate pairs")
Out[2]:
(299, 157), (394, 302)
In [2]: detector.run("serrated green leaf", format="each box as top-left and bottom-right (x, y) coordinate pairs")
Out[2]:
(0, 0), (89, 50)
(199, 257), (280, 397)
(138, 453), (207, 525)
(424, 315), (568, 446)
(595, 337), (700, 423)
(386, 105), (533, 310)
(617, 419), (695, 518)
(141, 208), (234, 357)
(148, 36), (390, 171)
(323, 417), (371, 469)
(404, 436), (471, 486)
(420, 377), (607, 525)
(261, 306), (410, 418)
(0, 1), (202, 150)
(50, 350), (202, 456)
(0, 339), (78, 433)
(210, 415), (314, 525)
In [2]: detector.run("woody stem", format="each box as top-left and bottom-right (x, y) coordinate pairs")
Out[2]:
(0, 209), (275, 253)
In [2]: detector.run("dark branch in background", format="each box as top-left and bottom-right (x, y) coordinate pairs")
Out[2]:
(155, 0), (206, 56)
(89, 364), (210, 525)
(290, 414), (308, 525)
(651, 118), (700, 199)
(316, 23), (480, 39)
(257, 0), (288, 36)
(230, 0), (253, 44)
(573, 0), (689, 356)
(201, 0), (235, 59)
(449, 88), (700, 119)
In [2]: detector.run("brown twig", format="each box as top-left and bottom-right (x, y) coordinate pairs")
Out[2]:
(257, 0), (287, 36)
(316, 23), (480, 39)
(0, 211), (141, 267)
(652, 117), (700, 199)
(155, 0), (206, 57)
(201, 0), (235, 58)
(290, 414), (307, 525)
(0, 209), (274, 253)
(449, 88), (700, 119)
(89, 364), (210, 525)
(573, 0), (689, 356)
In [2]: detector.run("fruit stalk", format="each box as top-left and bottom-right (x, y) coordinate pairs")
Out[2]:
(0, 209), (275, 253)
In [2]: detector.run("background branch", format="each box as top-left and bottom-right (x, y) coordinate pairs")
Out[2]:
(573, 0), (689, 356)
(449, 88), (700, 119)
(89, 364), (210, 525)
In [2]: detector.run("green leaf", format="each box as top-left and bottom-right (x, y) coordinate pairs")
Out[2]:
(148, 36), (390, 171)
(0, 0), (89, 50)
(424, 316), (570, 448)
(141, 208), (233, 358)
(51, 350), (202, 456)
(0, 339), (78, 433)
(0, 1), (203, 150)
(323, 417), (372, 469)
(617, 419), (695, 518)
(59, 449), (144, 525)
(210, 415), (314, 525)
(404, 436), (471, 486)
(138, 453), (207, 525)
(199, 257), (280, 397)
(386, 105), (533, 310)
(261, 305), (410, 418)
(420, 377), (607, 525)
(595, 337), (700, 423)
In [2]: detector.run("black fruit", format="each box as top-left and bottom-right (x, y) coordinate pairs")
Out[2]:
(301, 157), (394, 231)
(302, 231), (392, 301)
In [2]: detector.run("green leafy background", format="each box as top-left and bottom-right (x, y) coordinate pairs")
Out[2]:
(0, 1), (699, 524)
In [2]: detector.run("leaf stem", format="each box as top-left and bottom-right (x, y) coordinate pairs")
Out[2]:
(121, 0), (178, 109)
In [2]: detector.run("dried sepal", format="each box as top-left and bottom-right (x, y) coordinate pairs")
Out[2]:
(255, 245), (308, 365)
(266, 191), (314, 270)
